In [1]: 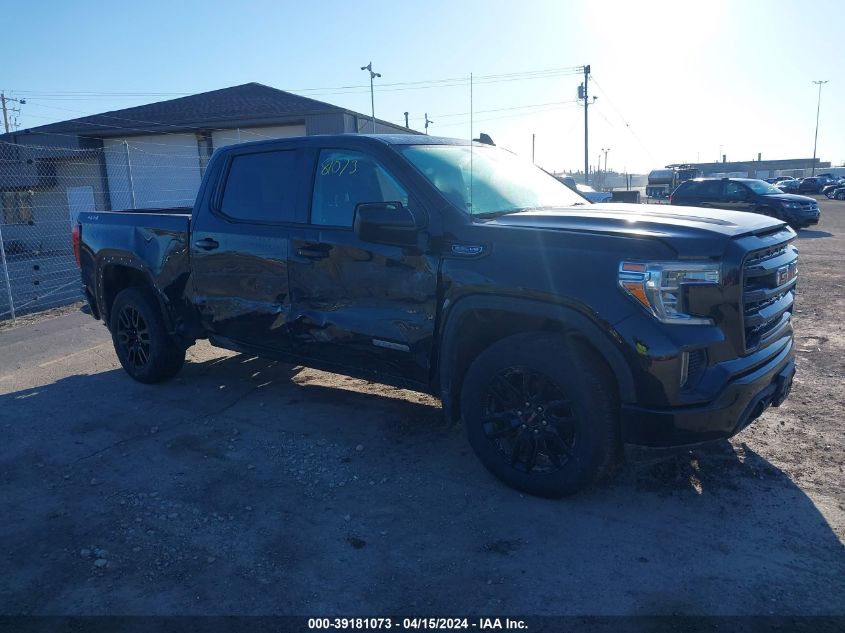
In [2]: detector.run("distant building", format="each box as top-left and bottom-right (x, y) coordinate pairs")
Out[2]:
(671, 157), (832, 180)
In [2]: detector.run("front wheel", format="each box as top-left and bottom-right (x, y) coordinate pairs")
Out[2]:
(460, 333), (620, 497)
(837, 191), (845, 201)
(109, 287), (185, 383)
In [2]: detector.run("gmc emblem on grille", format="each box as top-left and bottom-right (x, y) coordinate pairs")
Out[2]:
(777, 262), (798, 285)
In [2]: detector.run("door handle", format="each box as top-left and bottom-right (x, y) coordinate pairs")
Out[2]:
(296, 245), (330, 260)
(194, 238), (219, 251)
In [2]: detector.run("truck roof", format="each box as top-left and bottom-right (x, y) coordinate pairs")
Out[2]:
(214, 133), (479, 153)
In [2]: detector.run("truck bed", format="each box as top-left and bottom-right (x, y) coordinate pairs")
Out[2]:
(78, 208), (193, 306)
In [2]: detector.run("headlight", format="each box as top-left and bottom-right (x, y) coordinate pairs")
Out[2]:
(618, 261), (720, 325)
(782, 201), (801, 209)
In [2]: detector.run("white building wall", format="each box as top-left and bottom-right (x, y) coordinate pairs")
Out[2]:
(103, 134), (202, 209)
(211, 124), (306, 151)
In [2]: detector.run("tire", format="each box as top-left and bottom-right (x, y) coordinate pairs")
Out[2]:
(460, 332), (620, 497)
(109, 287), (185, 383)
(837, 191), (845, 201)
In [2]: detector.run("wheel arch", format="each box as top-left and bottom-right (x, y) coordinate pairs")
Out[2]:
(436, 295), (636, 423)
(96, 252), (170, 329)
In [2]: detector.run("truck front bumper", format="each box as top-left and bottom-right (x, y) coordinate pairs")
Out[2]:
(620, 339), (795, 448)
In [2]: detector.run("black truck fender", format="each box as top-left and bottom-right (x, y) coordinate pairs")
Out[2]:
(94, 250), (174, 332)
(435, 294), (636, 424)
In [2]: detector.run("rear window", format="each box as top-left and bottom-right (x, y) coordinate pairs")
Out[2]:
(220, 150), (298, 223)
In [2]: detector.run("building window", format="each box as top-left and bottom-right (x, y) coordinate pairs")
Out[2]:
(1, 191), (34, 225)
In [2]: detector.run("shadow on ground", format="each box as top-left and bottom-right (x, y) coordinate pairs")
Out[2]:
(796, 229), (834, 239)
(0, 353), (843, 616)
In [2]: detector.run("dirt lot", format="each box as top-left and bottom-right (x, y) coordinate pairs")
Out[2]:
(0, 200), (843, 617)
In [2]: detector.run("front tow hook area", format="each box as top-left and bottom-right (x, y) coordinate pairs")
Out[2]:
(772, 361), (796, 407)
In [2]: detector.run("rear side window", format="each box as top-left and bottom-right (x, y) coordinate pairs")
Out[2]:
(220, 150), (298, 223)
(689, 180), (722, 197)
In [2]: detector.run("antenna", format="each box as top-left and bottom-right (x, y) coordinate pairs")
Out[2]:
(470, 72), (474, 213)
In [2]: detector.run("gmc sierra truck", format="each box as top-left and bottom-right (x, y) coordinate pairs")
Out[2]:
(74, 134), (798, 497)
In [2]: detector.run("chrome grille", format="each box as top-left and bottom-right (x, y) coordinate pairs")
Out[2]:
(742, 239), (798, 351)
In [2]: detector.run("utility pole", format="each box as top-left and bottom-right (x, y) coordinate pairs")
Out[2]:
(579, 65), (593, 184)
(360, 62), (381, 133)
(1, 93), (26, 133)
(424, 113), (433, 135)
(811, 80), (828, 176)
(404, 112), (409, 129)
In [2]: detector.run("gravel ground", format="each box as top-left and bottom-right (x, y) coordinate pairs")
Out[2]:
(0, 199), (843, 617)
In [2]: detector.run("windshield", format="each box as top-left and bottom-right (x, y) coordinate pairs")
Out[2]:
(400, 144), (587, 216)
(746, 179), (785, 195)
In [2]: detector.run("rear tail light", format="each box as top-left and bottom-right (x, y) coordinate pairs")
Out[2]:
(72, 224), (81, 267)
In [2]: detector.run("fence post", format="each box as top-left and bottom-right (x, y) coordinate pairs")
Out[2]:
(123, 140), (136, 209)
(0, 222), (15, 324)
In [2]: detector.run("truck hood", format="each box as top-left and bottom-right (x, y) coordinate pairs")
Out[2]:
(760, 193), (817, 204)
(484, 203), (787, 257)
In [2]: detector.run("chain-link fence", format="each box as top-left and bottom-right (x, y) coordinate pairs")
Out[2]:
(0, 136), (211, 322)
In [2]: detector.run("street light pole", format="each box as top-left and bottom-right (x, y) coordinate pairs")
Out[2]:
(601, 148), (610, 189)
(811, 80), (828, 177)
(360, 62), (381, 133)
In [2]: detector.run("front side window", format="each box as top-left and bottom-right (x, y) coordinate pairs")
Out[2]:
(746, 180), (782, 195)
(311, 150), (408, 227)
(725, 181), (748, 199)
(400, 144), (585, 216)
(220, 150), (298, 223)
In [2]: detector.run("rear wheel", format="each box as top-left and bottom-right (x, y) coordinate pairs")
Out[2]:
(460, 332), (619, 497)
(109, 287), (185, 383)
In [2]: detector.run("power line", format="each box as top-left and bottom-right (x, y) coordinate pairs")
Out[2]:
(6, 66), (584, 99)
(589, 75), (654, 162)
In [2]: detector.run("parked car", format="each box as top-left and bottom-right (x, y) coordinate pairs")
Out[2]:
(575, 183), (613, 203)
(826, 186), (845, 200)
(764, 177), (791, 184)
(820, 181), (845, 196)
(670, 177), (819, 229)
(74, 134), (798, 497)
(775, 179), (801, 193)
(555, 176), (612, 203)
(798, 176), (839, 194)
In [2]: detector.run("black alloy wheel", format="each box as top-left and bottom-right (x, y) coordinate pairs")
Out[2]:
(481, 367), (578, 473)
(460, 332), (620, 497)
(109, 287), (186, 383)
(116, 305), (151, 369)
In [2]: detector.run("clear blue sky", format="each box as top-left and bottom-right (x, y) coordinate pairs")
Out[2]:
(2, 0), (842, 173)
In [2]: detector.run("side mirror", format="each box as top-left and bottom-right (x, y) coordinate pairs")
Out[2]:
(353, 202), (420, 246)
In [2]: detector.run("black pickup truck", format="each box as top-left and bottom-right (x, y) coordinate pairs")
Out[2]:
(74, 134), (798, 497)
